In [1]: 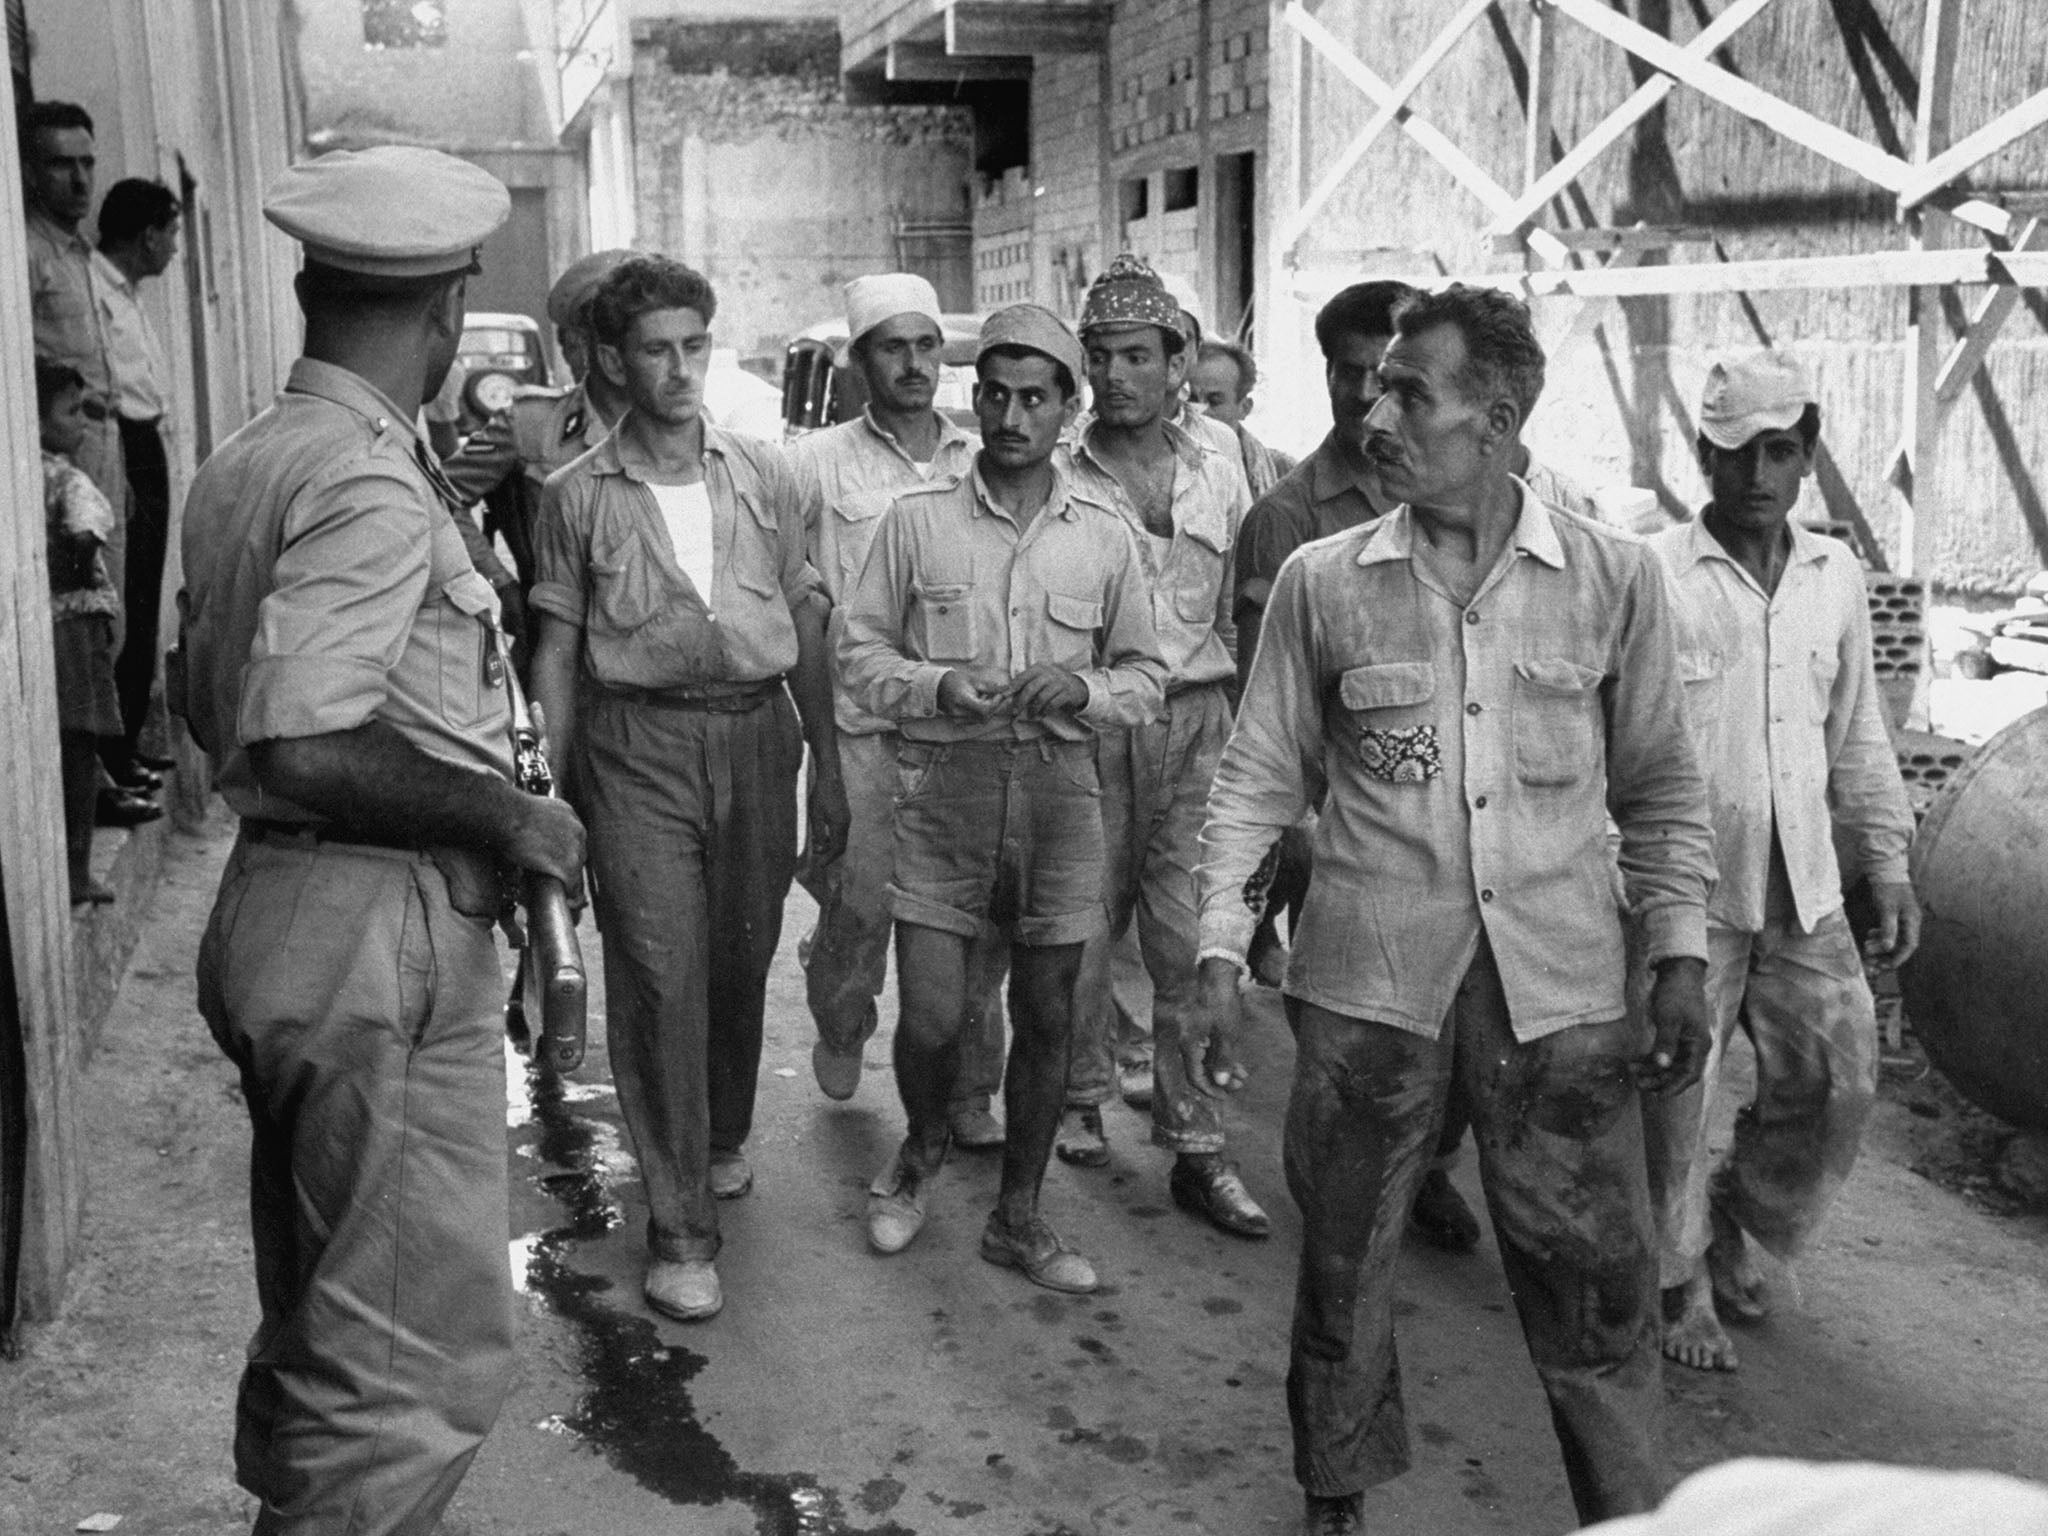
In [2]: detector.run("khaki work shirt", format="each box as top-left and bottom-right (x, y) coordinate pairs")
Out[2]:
(789, 408), (978, 735)
(180, 358), (514, 822)
(1233, 432), (1386, 619)
(1064, 416), (1248, 690)
(1651, 517), (1912, 933)
(27, 210), (111, 394)
(1198, 483), (1714, 1039)
(529, 417), (821, 690)
(838, 461), (1167, 743)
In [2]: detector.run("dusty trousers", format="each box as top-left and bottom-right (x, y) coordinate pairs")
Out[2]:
(1282, 940), (1664, 1523)
(197, 834), (515, 1536)
(576, 688), (800, 1261)
(801, 727), (1005, 1106)
(1070, 681), (1232, 1152)
(1643, 877), (1878, 1287)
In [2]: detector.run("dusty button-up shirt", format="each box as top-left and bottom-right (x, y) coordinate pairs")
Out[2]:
(1233, 431), (1387, 620)
(1198, 485), (1714, 1039)
(789, 408), (978, 735)
(26, 210), (111, 393)
(529, 417), (821, 690)
(179, 359), (514, 822)
(1063, 417), (1248, 689)
(1651, 516), (1912, 934)
(838, 461), (1167, 743)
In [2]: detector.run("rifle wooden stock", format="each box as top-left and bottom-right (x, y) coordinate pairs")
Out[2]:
(523, 873), (587, 1073)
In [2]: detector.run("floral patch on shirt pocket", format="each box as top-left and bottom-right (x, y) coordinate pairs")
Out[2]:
(1338, 662), (1440, 783)
(1513, 657), (1605, 787)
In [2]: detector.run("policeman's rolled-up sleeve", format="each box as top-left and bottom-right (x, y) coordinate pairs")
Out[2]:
(236, 463), (432, 745)
(838, 501), (950, 720)
(1605, 545), (1715, 965)
(1197, 550), (1325, 962)
(1078, 521), (1167, 730)
(527, 469), (589, 627)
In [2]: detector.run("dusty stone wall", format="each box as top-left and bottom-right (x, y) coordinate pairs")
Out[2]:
(633, 18), (974, 358)
(1274, 0), (2048, 591)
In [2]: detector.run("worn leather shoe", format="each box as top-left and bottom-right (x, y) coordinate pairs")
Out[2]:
(1409, 1167), (1481, 1252)
(812, 1037), (864, 1101)
(69, 877), (116, 908)
(979, 1213), (1097, 1294)
(709, 1150), (752, 1200)
(95, 787), (163, 828)
(1170, 1157), (1271, 1239)
(113, 764), (163, 792)
(1301, 1491), (1363, 1534)
(1118, 1060), (1153, 1110)
(644, 1258), (722, 1321)
(1053, 1106), (1109, 1168)
(868, 1145), (932, 1255)
(947, 1102), (1005, 1151)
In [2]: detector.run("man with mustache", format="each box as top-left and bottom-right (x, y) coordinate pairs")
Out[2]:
(1193, 284), (1715, 1534)
(788, 274), (1007, 1147)
(839, 305), (1166, 1293)
(1643, 353), (1918, 1373)
(528, 254), (848, 1323)
(1049, 253), (1267, 1240)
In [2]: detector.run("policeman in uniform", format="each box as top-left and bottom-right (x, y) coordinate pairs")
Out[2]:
(177, 146), (586, 1536)
(441, 248), (632, 618)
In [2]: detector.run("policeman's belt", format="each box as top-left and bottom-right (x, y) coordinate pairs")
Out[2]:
(589, 677), (782, 713)
(242, 820), (509, 919)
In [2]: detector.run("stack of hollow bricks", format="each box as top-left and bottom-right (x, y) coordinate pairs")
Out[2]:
(1109, 1), (1266, 153)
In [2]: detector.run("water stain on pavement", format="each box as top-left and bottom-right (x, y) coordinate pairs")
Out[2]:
(516, 1063), (919, 1536)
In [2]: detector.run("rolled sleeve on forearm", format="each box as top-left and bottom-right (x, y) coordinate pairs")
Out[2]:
(237, 654), (391, 744)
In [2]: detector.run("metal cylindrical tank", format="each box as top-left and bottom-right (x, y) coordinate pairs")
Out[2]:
(1902, 706), (2048, 1130)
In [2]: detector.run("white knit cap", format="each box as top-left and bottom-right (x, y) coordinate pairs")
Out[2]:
(844, 273), (943, 346)
(1582, 1459), (2048, 1536)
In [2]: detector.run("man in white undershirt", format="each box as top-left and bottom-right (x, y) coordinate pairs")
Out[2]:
(787, 275), (1006, 1139)
(528, 255), (848, 1323)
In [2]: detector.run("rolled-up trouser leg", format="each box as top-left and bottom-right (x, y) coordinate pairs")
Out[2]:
(198, 836), (513, 1536)
(1282, 996), (1449, 1496)
(579, 693), (799, 1262)
(803, 728), (896, 1056)
(1459, 944), (1666, 1523)
(1714, 907), (1878, 1263)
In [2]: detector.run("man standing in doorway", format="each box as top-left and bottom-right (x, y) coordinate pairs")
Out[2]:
(95, 176), (182, 783)
(1645, 353), (1918, 1372)
(528, 255), (848, 1323)
(1051, 254), (1266, 1239)
(1194, 285), (1714, 1534)
(788, 273), (1008, 1147)
(839, 305), (1165, 1294)
(179, 145), (587, 1535)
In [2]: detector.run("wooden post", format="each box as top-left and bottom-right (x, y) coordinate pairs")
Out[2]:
(1899, 0), (1960, 580)
(1521, 0), (1555, 246)
(1259, 0), (1312, 435)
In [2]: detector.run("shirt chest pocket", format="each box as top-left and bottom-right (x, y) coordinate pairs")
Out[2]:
(588, 525), (675, 635)
(730, 490), (787, 603)
(913, 580), (977, 661)
(1678, 648), (1724, 735)
(1513, 658), (1605, 788)
(1044, 590), (1104, 668)
(435, 570), (503, 729)
(1805, 643), (1839, 723)
(1164, 520), (1230, 624)
(832, 489), (895, 595)
(1337, 661), (1441, 783)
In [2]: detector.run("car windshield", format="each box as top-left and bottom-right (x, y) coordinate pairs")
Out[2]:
(461, 328), (536, 368)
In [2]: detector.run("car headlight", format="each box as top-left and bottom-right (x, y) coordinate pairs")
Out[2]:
(468, 371), (518, 417)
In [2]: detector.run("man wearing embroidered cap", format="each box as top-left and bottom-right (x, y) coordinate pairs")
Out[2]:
(839, 303), (1167, 1294)
(1644, 351), (1918, 1374)
(1049, 252), (1269, 1240)
(441, 248), (635, 624)
(179, 145), (587, 1536)
(787, 273), (1007, 1141)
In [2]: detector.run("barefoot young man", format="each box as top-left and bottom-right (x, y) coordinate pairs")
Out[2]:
(1052, 254), (1267, 1239)
(1193, 285), (1715, 1534)
(839, 305), (1166, 1293)
(528, 255), (848, 1323)
(1645, 353), (1918, 1372)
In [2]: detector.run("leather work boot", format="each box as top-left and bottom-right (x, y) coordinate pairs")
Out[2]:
(978, 1213), (1097, 1294)
(1053, 1106), (1109, 1168)
(1118, 1059), (1154, 1110)
(1300, 1491), (1364, 1534)
(644, 1258), (722, 1321)
(710, 1150), (753, 1200)
(1169, 1155), (1271, 1239)
(868, 1143), (933, 1255)
(948, 1101), (1005, 1151)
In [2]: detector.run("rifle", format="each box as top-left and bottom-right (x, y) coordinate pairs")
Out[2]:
(510, 676), (587, 1073)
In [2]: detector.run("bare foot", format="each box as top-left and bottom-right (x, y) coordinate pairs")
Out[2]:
(1662, 1275), (1738, 1371)
(1706, 1202), (1768, 1324)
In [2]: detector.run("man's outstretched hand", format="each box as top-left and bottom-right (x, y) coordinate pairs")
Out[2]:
(1638, 955), (1710, 1096)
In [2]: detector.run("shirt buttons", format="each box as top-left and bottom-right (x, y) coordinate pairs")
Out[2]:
(1465, 701), (1481, 715)
(1480, 887), (1495, 902)
(1474, 795), (1488, 809)
(1465, 609), (1481, 625)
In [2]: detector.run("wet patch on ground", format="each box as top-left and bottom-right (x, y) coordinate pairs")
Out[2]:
(515, 1063), (920, 1536)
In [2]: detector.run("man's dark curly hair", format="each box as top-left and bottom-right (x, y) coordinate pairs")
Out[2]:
(1313, 280), (1416, 360)
(1392, 283), (1547, 423)
(586, 255), (717, 349)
